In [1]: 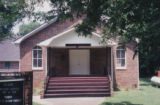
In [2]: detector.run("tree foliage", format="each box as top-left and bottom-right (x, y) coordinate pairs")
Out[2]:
(48, 0), (160, 76)
(18, 22), (40, 36)
(0, 0), (42, 40)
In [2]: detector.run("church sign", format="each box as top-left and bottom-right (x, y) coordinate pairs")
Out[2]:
(0, 72), (33, 105)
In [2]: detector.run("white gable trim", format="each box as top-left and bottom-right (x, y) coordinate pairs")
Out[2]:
(37, 28), (117, 47)
(14, 18), (57, 44)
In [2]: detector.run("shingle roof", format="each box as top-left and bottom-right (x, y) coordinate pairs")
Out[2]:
(0, 38), (20, 61)
(15, 18), (57, 44)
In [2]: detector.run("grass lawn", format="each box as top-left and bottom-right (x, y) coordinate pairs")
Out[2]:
(100, 78), (160, 105)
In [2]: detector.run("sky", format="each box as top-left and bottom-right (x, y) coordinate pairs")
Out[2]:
(12, 1), (52, 34)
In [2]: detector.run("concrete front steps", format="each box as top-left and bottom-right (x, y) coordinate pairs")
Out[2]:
(44, 76), (111, 98)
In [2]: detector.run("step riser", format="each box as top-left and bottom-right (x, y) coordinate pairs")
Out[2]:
(46, 89), (110, 93)
(49, 80), (109, 83)
(48, 84), (108, 86)
(47, 87), (109, 90)
(50, 77), (108, 79)
(48, 82), (109, 85)
(44, 95), (110, 98)
(44, 94), (110, 98)
(50, 77), (108, 78)
(46, 91), (109, 94)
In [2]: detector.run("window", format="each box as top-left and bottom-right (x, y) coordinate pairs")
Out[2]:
(116, 46), (126, 68)
(5, 62), (11, 69)
(32, 46), (43, 69)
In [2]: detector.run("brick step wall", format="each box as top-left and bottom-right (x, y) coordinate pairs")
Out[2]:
(44, 76), (111, 98)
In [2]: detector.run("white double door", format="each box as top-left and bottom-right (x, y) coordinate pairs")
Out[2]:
(69, 50), (90, 75)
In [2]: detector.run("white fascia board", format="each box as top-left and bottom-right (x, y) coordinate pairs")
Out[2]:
(92, 32), (117, 46)
(92, 32), (101, 38)
(14, 18), (57, 45)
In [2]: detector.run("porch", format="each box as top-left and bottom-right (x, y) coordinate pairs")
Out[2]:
(41, 47), (113, 98)
(47, 47), (111, 77)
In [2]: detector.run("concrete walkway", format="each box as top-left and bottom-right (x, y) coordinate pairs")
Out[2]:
(33, 96), (105, 105)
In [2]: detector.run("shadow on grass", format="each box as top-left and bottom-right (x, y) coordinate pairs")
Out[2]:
(101, 101), (143, 105)
(140, 78), (150, 83)
(139, 78), (151, 86)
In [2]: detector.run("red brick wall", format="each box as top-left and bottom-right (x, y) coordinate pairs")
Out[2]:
(112, 41), (139, 89)
(90, 48), (108, 76)
(20, 18), (82, 88)
(0, 61), (19, 69)
(49, 48), (69, 76)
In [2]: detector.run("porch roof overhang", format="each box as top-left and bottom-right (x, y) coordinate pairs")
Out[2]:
(37, 28), (117, 48)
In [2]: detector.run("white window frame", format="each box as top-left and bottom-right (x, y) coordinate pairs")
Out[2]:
(32, 46), (43, 70)
(116, 46), (126, 69)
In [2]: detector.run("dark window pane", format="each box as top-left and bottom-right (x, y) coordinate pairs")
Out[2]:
(38, 50), (42, 58)
(116, 50), (120, 58)
(121, 50), (125, 58)
(121, 59), (125, 67)
(33, 59), (37, 67)
(5, 62), (11, 69)
(38, 59), (42, 67)
(33, 50), (37, 58)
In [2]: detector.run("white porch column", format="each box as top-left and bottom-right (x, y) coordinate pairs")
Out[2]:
(45, 47), (48, 76)
(111, 46), (114, 87)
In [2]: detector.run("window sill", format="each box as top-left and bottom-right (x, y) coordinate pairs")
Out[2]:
(116, 67), (127, 70)
(32, 67), (43, 70)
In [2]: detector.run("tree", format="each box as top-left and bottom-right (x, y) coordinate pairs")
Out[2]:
(18, 22), (40, 36)
(47, 0), (160, 76)
(0, 0), (41, 41)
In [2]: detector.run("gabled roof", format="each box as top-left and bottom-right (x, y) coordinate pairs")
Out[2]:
(14, 17), (117, 46)
(14, 18), (57, 44)
(0, 38), (20, 61)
